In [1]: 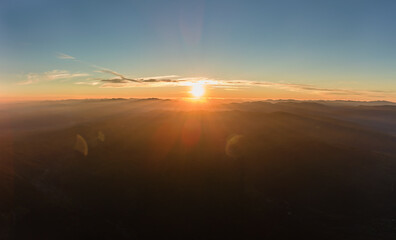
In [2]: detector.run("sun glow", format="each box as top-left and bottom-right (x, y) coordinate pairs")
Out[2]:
(190, 84), (205, 98)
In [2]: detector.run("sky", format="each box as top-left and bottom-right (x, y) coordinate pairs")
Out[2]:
(1, 0), (396, 102)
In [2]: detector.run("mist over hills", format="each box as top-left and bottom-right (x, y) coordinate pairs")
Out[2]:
(1, 99), (396, 239)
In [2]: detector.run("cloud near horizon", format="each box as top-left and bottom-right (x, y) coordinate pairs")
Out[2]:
(51, 52), (395, 99)
(91, 74), (394, 98)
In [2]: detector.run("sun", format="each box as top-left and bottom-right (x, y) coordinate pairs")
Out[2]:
(190, 84), (205, 98)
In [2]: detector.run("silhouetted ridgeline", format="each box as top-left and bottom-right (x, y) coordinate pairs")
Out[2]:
(0, 99), (396, 239)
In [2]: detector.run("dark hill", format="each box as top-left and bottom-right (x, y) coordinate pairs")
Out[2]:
(0, 99), (396, 239)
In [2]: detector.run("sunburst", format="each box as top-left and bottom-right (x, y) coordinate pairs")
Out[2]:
(190, 84), (205, 98)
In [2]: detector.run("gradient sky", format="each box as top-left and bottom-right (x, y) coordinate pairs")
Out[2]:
(1, 0), (396, 101)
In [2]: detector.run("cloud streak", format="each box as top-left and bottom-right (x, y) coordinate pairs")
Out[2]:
(19, 70), (89, 85)
(57, 52), (75, 60)
(75, 81), (101, 86)
(221, 80), (394, 97)
(95, 70), (184, 87)
(75, 73), (394, 98)
(56, 52), (395, 99)
(56, 53), (182, 86)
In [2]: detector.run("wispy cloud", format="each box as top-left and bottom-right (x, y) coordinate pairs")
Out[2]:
(56, 53), (181, 86)
(223, 80), (396, 98)
(56, 53), (395, 99)
(219, 80), (394, 97)
(57, 52), (75, 60)
(75, 81), (101, 86)
(97, 76), (218, 88)
(96, 71), (184, 87)
(19, 70), (89, 85)
(76, 73), (394, 97)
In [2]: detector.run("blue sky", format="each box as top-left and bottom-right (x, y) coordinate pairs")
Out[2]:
(1, 0), (396, 101)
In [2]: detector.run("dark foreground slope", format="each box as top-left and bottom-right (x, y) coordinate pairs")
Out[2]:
(1, 99), (396, 239)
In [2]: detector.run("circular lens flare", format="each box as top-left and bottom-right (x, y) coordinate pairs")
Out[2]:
(190, 84), (205, 98)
